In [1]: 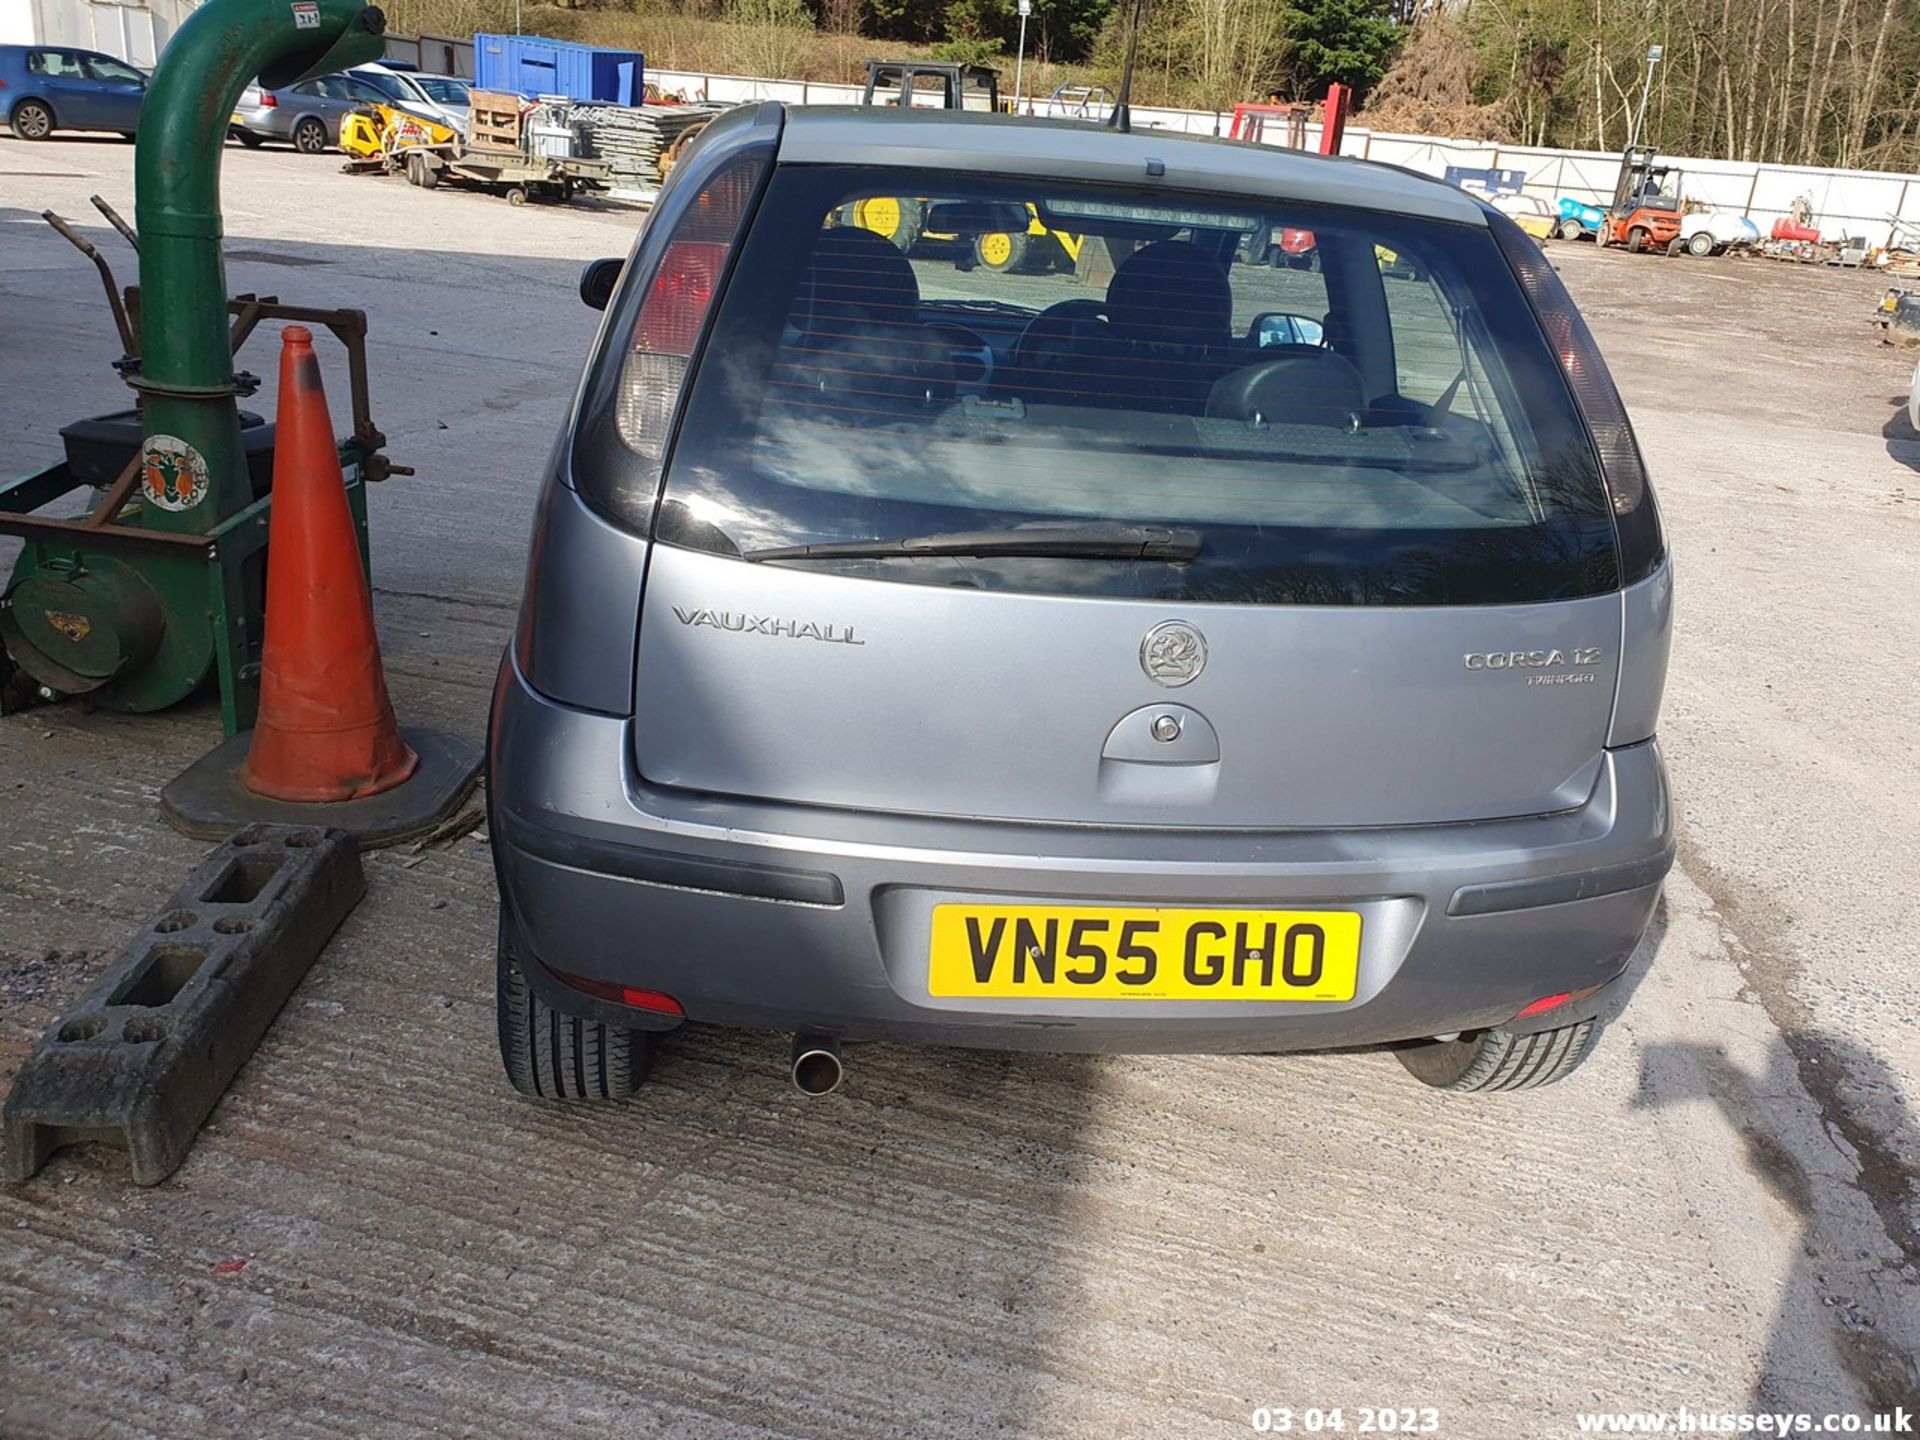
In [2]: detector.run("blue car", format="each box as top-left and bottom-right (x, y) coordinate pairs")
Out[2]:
(0, 44), (147, 141)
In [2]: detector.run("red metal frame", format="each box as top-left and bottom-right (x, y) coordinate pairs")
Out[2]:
(1319, 83), (1351, 155)
(1229, 103), (1308, 148)
(1229, 86), (1352, 156)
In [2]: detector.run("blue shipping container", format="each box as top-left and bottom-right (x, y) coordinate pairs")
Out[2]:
(473, 33), (644, 104)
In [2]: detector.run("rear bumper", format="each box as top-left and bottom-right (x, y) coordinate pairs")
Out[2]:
(229, 108), (294, 140)
(490, 655), (1672, 1054)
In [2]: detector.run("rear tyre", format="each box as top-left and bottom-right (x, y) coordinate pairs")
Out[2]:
(235, 129), (265, 149)
(506, 185), (528, 206)
(1555, 218), (1585, 241)
(851, 195), (923, 252)
(972, 230), (1030, 274)
(496, 911), (652, 1100)
(1687, 230), (1715, 257)
(292, 116), (327, 154)
(11, 100), (54, 141)
(1395, 1019), (1597, 1092)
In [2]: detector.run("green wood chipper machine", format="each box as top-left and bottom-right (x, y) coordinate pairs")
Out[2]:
(0, 0), (402, 737)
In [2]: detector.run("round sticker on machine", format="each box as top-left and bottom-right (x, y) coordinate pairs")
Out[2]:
(140, 434), (210, 512)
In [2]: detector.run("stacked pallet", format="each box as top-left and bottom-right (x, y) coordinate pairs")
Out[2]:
(572, 103), (729, 194)
(466, 89), (528, 153)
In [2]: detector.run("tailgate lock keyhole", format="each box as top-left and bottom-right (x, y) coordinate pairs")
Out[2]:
(1151, 714), (1183, 743)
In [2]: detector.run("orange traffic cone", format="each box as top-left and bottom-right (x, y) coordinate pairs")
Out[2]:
(237, 326), (418, 802)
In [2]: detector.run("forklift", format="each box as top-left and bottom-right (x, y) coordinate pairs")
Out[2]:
(1601, 145), (1684, 254)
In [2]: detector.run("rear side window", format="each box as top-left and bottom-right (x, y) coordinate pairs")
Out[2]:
(346, 76), (399, 103)
(654, 167), (1620, 606)
(415, 76), (468, 104)
(27, 50), (87, 78)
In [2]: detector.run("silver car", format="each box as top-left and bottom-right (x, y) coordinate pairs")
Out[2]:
(387, 70), (469, 132)
(490, 105), (1673, 1101)
(230, 71), (395, 152)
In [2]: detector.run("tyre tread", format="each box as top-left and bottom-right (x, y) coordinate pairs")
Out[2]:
(496, 914), (649, 1101)
(1397, 1019), (1596, 1093)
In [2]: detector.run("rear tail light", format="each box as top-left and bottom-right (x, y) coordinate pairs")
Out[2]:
(258, 91), (276, 107)
(612, 158), (766, 462)
(614, 240), (727, 457)
(1487, 208), (1665, 584)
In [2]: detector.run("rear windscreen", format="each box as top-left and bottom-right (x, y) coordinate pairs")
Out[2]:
(652, 166), (1620, 606)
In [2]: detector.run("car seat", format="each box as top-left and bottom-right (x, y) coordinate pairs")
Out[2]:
(774, 226), (954, 417)
(1014, 240), (1235, 414)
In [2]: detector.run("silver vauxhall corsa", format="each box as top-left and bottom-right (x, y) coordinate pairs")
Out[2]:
(489, 104), (1673, 1101)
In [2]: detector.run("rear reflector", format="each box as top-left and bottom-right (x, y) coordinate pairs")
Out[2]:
(1486, 208), (1665, 584)
(1513, 983), (1603, 1020)
(552, 967), (686, 1017)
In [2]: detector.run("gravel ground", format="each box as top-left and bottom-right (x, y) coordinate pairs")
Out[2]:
(1, 137), (1916, 1439)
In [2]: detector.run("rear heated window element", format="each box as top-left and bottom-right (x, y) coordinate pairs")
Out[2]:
(649, 170), (1620, 606)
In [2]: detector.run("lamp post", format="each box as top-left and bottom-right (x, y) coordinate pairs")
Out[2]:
(1014, 0), (1030, 115)
(1629, 43), (1662, 150)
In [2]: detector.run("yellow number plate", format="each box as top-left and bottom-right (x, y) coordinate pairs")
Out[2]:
(928, 904), (1362, 1002)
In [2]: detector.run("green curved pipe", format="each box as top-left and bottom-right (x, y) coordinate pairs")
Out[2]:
(133, 0), (385, 533)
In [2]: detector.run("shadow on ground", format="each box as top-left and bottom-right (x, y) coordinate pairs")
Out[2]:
(1883, 382), (1920, 473)
(1637, 1030), (1919, 1418)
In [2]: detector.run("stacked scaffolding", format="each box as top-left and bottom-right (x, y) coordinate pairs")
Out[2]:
(572, 103), (730, 199)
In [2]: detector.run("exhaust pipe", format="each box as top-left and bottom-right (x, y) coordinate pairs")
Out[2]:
(790, 1034), (843, 1095)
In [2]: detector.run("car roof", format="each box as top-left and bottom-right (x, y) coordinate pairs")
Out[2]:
(776, 107), (1488, 226)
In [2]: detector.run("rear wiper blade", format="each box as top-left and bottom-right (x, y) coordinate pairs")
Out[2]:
(745, 523), (1203, 563)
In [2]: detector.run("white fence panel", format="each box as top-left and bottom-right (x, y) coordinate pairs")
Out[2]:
(649, 68), (861, 105)
(640, 64), (1920, 245)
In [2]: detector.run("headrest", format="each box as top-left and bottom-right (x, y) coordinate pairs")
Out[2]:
(1106, 240), (1232, 348)
(797, 226), (922, 331)
(1205, 346), (1368, 427)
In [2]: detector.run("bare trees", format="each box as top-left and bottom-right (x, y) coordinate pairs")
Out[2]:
(725, 0), (816, 80)
(1448, 0), (1920, 167)
(1182, 0), (1292, 102)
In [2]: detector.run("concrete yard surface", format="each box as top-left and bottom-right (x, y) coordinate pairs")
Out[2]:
(2, 139), (1917, 1438)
